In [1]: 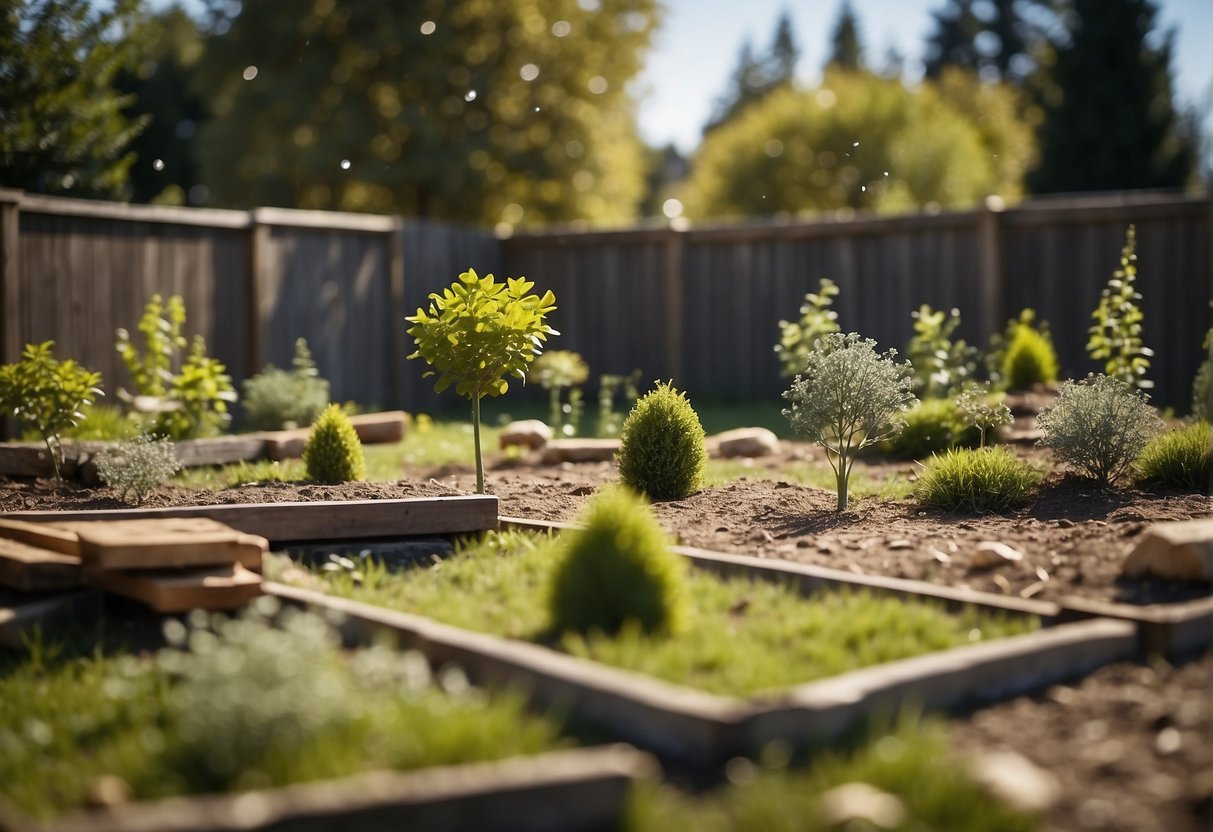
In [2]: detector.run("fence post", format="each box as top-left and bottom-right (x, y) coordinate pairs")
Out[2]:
(246, 209), (269, 376)
(388, 217), (406, 409)
(977, 195), (1006, 342)
(663, 226), (685, 384)
(0, 189), (21, 367)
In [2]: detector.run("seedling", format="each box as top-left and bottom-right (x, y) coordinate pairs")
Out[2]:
(1088, 224), (1153, 389)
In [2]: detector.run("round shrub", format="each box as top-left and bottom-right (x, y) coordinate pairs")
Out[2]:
(548, 487), (687, 636)
(1037, 374), (1163, 486)
(879, 397), (979, 460)
(915, 447), (1043, 513)
(1135, 421), (1212, 492)
(1001, 320), (1059, 390)
(616, 382), (706, 500)
(303, 404), (365, 483)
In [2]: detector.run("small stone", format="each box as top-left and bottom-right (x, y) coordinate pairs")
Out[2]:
(929, 547), (951, 564)
(1122, 519), (1213, 582)
(1019, 580), (1046, 599)
(970, 541), (1024, 569)
(819, 782), (907, 829)
(1155, 726), (1182, 756)
(887, 538), (912, 550)
(816, 541), (833, 553)
(539, 438), (620, 464)
(992, 574), (1012, 594)
(971, 750), (1060, 814)
(86, 775), (131, 808)
(498, 419), (552, 451)
(708, 427), (781, 458)
(1055, 518), (1075, 529)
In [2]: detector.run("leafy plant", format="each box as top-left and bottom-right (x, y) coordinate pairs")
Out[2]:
(0, 341), (103, 479)
(1134, 421), (1212, 492)
(957, 383), (1013, 448)
(548, 488), (687, 636)
(116, 293), (186, 398)
(907, 304), (979, 398)
(242, 338), (331, 431)
(1088, 224), (1153, 389)
(1037, 373), (1164, 486)
(61, 404), (139, 441)
(1193, 325), (1211, 421)
(784, 332), (917, 510)
(303, 404), (365, 483)
(158, 336), (237, 439)
(406, 268), (558, 493)
(915, 446), (1043, 513)
(878, 397), (980, 460)
(95, 434), (181, 503)
(616, 382), (707, 500)
(595, 370), (642, 438)
(774, 278), (840, 377)
(530, 350), (589, 437)
(991, 308), (1059, 390)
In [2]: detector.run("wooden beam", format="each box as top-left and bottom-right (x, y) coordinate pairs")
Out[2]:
(0, 518), (81, 555)
(87, 563), (262, 613)
(0, 188), (21, 368)
(58, 518), (266, 571)
(0, 537), (83, 591)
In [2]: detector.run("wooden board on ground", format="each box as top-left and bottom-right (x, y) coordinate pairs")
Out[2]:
(0, 590), (103, 650)
(0, 538), (83, 591)
(55, 518), (267, 571)
(262, 411), (408, 461)
(0, 444), (74, 479)
(7, 495), (499, 544)
(87, 564), (262, 613)
(173, 436), (268, 468)
(0, 518), (82, 556)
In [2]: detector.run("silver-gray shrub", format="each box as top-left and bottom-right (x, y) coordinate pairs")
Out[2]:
(95, 434), (181, 502)
(241, 338), (330, 431)
(783, 332), (916, 510)
(1036, 373), (1164, 486)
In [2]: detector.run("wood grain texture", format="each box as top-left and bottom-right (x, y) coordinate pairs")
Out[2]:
(86, 563), (262, 613)
(0, 537), (82, 590)
(0, 518), (82, 555)
(58, 518), (266, 570)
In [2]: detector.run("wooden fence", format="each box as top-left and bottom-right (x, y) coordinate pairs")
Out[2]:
(0, 188), (1208, 418)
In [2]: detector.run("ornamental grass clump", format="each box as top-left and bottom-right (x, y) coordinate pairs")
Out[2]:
(1036, 374), (1163, 486)
(1134, 421), (1212, 492)
(96, 434), (181, 503)
(784, 332), (916, 510)
(548, 488), (687, 637)
(915, 447), (1043, 513)
(303, 404), (365, 483)
(878, 397), (979, 460)
(241, 338), (330, 430)
(616, 382), (706, 500)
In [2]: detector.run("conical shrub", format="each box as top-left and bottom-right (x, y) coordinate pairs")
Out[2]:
(303, 404), (365, 483)
(548, 487), (687, 636)
(616, 382), (706, 500)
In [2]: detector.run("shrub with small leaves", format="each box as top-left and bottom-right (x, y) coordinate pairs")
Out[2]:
(775, 278), (841, 378)
(916, 447), (1044, 513)
(242, 338), (331, 431)
(784, 332), (916, 510)
(95, 434), (181, 503)
(1036, 374), (1163, 486)
(616, 382), (706, 500)
(548, 487), (687, 636)
(1087, 224), (1153, 389)
(907, 304), (978, 398)
(878, 397), (980, 460)
(303, 404), (365, 483)
(1134, 421), (1212, 492)
(995, 309), (1059, 390)
(957, 383), (1012, 448)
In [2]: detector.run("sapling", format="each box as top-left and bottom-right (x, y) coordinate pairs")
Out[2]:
(775, 277), (841, 378)
(957, 383), (1012, 448)
(406, 268), (557, 493)
(1088, 224), (1153, 389)
(783, 332), (916, 510)
(531, 350), (589, 436)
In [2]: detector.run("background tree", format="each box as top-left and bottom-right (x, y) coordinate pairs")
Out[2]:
(923, 0), (1038, 84)
(1028, 0), (1197, 193)
(0, 0), (151, 198)
(702, 10), (799, 135)
(193, 0), (658, 226)
(826, 0), (865, 72)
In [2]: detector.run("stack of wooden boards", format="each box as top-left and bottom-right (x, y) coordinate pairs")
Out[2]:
(0, 517), (267, 614)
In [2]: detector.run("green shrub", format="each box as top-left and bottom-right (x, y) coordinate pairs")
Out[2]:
(774, 277), (841, 378)
(62, 404), (139, 441)
(784, 332), (916, 510)
(157, 336), (238, 439)
(1192, 326), (1211, 420)
(915, 446), (1043, 513)
(1037, 374), (1163, 486)
(242, 338), (331, 430)
(548, 488), (687, 636)
(999, 309), (1059, 390)
(95, 434), (182, 503)
(907, 304), (978, 398)
(531, 350), (589, 437)
(303, 404), (365, 483)
(617, 382), (707, 500)
(1087, 224), (1153, 389)
(1135, 421), (1212, 492)
(878, 397), (979, 460)
(0, 341), (103, 479)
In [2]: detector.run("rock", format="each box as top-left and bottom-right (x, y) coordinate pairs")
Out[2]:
(819, 782), (906, 829)
(708, 427), (781, 458)
(887, 538), (912, 550)
(539, 438), (620, 464)
(971, 750), (1060, 814)
(970, 541), (1024, 569)
(1122, 519), (1213, 583)
(287, 538), (454, 572)
(498, 419), (553, 451)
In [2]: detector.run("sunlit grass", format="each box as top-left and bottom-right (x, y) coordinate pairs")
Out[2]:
(311, 530), (1037, 697)
(704, 458), (914, 501)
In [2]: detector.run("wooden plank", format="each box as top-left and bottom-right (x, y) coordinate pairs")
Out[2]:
(0, 190), (21, 367)
(0, 517), (81, 555)
(0, 590), (103, 650)
(0, 443), (68, 479)
(16, 192), (250, 228)
(57, 518), (267, 571)
(173, 436), (267, 467)
(87, 563), (262, 613)
(6, 495), (499, 543)
(0, 537), (82, 591)
(349, 411), (407, 444)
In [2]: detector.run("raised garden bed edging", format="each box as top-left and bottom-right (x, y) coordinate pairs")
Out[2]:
(2, 744), (655, 832)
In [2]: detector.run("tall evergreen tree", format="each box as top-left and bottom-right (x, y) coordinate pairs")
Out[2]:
(0, 0), (151, 197)
(826, 0), (864, 71)
(703, 10), (800, 134)
(924, 0), (1036, 84)
(1029, 0), (1197, 193)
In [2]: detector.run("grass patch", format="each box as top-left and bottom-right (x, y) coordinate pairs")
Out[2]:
(915, 447), (1044, 513)
(0, 606), (565, 820)
(1134, 421), (1212, 492)
(704, 459), (914, 501)
(311, 531), (1036, 697)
